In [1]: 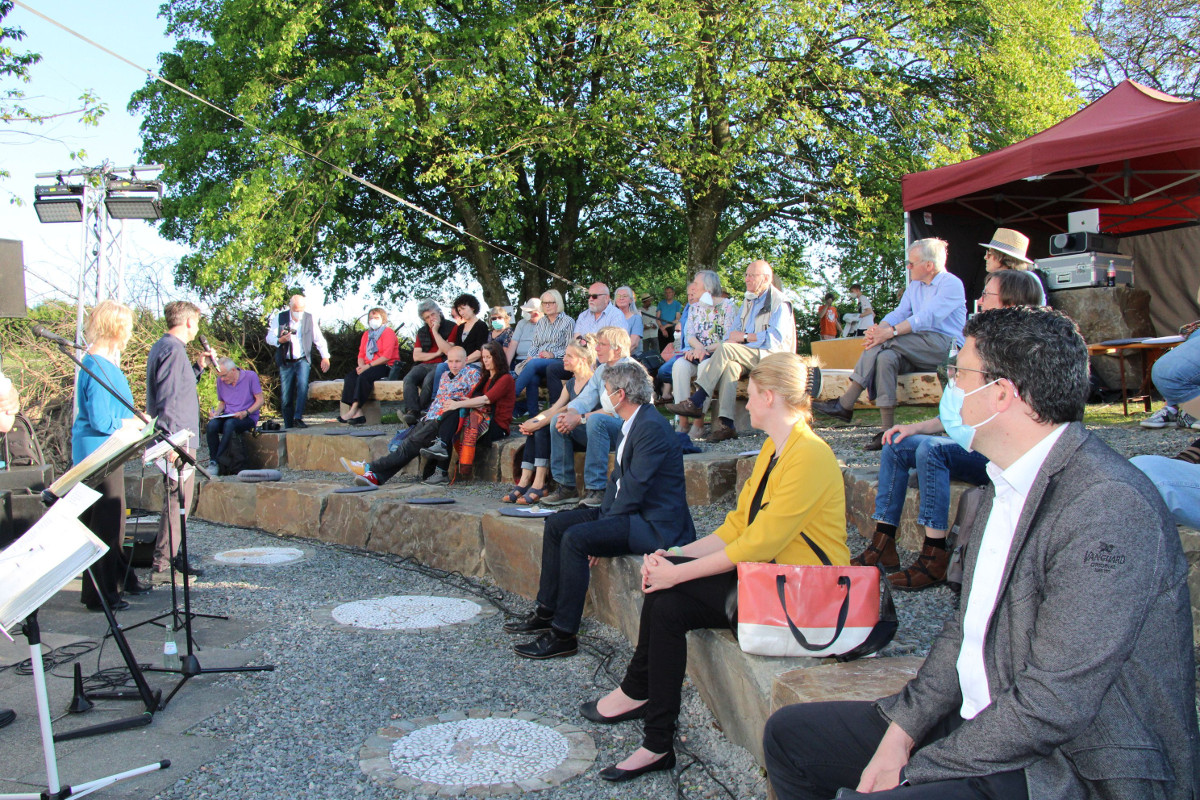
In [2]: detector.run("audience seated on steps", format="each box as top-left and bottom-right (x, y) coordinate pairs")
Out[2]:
(854, 269), (1045, 591)
(505, 361), (696, 661)
(509, 296), (542, 372)
(502, 336), (596, 506)
(402, 300), (455, 426)
(339, 346), (478, 487)
(540, 282), (627, 406)
(512, 288), (574, 418)
(666, 258), (795, 443)
(426, 294), (488, 408)
(765, 307), (1199, 800)
(418, 341), (514, 485)
(670, 270), (737, 442)
(539, 326), (635, 509)
(581, 352), (847, 783)
(337, 306), (399, 426)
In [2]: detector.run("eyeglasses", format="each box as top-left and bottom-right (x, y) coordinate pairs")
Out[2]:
(588, 293), (607, 299)
(979, 290), (1000, 299)
(542, 300), (557, 306)
(946, 364), (993, 381)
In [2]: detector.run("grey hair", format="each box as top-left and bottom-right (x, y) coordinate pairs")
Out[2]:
(615, 285), (635, 302)
(909, 238), (949, 272)
(416, 299), (442, 319)
(218, 357), (237, 371)
(694, 270), (721, 296)
(603, 361), (653, 406)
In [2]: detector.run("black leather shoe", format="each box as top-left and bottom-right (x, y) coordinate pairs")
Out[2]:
(503, 611), (554, 635)
(812, 399), (853, 423)
(599, 749), (676, 782)
(580, 699), (647, 724)
(292, 419), (308, 429)
(513, 630), (578, 659)
(124, 578), (153, 596)
(0, 709), (14, 729)
(171, 557), (206, 577)
(85, 599), (129, 612)
(864, 430), (886, 451)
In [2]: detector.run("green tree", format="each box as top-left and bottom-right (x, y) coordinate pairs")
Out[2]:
(1077, 0), (1199, 99)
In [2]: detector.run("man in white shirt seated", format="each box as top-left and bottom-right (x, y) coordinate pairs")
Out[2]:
(764, 307), (1198, 800)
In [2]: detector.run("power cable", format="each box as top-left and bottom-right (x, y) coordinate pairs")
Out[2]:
(12, 0), (588, 294)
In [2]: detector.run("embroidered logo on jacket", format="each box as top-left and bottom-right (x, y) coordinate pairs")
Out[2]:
(1084, 542), (1125, 573)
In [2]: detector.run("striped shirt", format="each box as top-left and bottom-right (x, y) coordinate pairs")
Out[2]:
(528, 313), (574, 359)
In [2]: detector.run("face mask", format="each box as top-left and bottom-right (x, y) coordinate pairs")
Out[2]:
(744, 290), (758, 302)
(698, 291), (714, 307)
(600, 389), (618, 414)
(939, 377), (1002, 452)
(368, 318), (382, 330)
(491, 319), (504, 330)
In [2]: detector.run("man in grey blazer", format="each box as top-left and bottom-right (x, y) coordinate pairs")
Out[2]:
(507, 361), (696, 659)
(764, 307), (1199, 800)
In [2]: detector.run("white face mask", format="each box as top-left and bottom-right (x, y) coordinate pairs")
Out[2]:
(368, 318), (382, 330)
(744, 290), (758, 302)
(698, 291), (714, 307)
(600, 388), (619, 414)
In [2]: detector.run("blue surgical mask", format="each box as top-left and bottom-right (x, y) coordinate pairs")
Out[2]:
(939, 377), (1001, 452)
(491, 319), (504, 331)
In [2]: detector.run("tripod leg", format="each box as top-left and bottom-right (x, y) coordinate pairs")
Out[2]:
(22, 614), (63, 796)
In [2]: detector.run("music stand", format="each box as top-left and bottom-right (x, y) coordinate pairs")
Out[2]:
(0, 487), (170, 799)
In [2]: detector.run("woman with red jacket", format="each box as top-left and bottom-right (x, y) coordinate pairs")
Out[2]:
(339, 307), (400, 425)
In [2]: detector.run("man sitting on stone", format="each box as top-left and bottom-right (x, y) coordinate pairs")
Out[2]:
(506, 362), (696, 659)
(340, 347), (478, 486)
(402, 300), (457, 426)
(539, 326), (634, 508)
(814, 238), (966, 450)
(665, 259), (796, 442)
(205, 357), (264, 474)
(765, 306), (1199, 800)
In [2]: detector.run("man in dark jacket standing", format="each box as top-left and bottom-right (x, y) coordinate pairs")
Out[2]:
(764, 307), (1198, 800)
(146, 300), (213, 580)
(507, 361), (696, 659)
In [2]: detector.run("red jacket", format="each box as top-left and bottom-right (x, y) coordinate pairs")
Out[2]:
(358, 327), (400, 365)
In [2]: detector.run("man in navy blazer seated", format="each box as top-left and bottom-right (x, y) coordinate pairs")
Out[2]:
(508, 361), (696, 659)
(764, 307), (1199, 800)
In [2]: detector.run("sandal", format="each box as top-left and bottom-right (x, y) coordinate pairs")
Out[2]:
(517, 486), (546, 505)
(502, 485), (528, 503)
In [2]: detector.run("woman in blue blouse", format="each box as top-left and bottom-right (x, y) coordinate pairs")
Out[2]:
(71, 300), (149, 610)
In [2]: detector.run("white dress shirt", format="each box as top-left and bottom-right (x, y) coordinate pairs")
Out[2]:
(613, 404), (643, 496)
(265, 308), (331, 360)
(957, 423), (1067, 719)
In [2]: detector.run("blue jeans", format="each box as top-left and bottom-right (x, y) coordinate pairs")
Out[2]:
(279, 359), (311, 426)
(535, 506), (633, 634)
(1151, 333), (1200, 406)
(1131, 455), (1200, 529)
(514, 357), (563, 416)
(873, 434), (989, 531)
(657, 355), (680, 382)
(521, 426), (552, 470)
(549, 412), (623, 489)
(205, 416), (256, 460)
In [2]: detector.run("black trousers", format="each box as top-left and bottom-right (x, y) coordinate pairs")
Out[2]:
(534, 506), (632, 635)
(619, 564), (735, 754)
(341, 363), (391, 405)
(81, 470), (128, 607)
(763, 701), (1028, 800)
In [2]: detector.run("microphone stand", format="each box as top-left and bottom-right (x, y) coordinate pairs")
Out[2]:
(42, 334), (274, 711)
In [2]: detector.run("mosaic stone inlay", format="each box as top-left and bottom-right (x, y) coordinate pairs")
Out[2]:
(213, 546), (306, 565)
(331, 595), (482, 630)
(359, 710), (596, 796)
(391, 718), (567, 784)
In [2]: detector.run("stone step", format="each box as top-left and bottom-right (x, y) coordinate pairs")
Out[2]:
(842, 466), (978, 553)
(817, 369), (942, 407)
(771, 656), (926, 710)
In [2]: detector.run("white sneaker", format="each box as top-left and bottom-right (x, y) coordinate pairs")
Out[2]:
(1178, 410), (1200, 430)
(340, 457), (367, 477)
(1140, 406), (1177, 428)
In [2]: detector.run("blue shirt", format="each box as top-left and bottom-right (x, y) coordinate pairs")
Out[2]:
(568, 357), (635, 416)
(882, 271), (968, 345)
(733, 292), (789, 350)
(620, 311), (644, 356)
(72, 353), (135, 463)
(573, 303), (626, 337)
(657, 299), (683, 327)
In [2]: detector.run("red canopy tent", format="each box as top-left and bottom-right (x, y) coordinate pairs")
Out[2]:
(902, 80), (1200, 333)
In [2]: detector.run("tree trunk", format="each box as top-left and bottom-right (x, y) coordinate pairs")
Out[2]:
(686, 186), (728, 271)
(448, 188), (507, 307)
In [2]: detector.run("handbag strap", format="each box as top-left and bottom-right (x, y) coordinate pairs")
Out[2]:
(747, 456), (778, 526)
(776, 573), (851, 652)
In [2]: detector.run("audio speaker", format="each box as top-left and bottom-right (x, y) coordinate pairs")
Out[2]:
(1049, 231), (1120, 256)
(0, 239), (26, 318)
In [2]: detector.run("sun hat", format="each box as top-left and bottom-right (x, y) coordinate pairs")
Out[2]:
(519, 297), (542, 313)
(979, 228), (1033, 264)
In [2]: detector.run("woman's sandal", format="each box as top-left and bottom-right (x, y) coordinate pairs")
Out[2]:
(516, 486), (546, 505)
(501, 485), (528, 503)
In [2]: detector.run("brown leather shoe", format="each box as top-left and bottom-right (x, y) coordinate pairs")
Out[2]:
(851, 530), (900, 572)
(813, 399), (853, 423)
(889, 543), (949, 591)
(706, 425), (738, 442)
(664, 399), (705, 418)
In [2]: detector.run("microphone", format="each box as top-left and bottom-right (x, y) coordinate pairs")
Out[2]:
(198, 334), (212, 352)
(31, 324), (85, 350)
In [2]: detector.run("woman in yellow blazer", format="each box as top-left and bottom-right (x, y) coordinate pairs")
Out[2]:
(581, 352), (848, 782)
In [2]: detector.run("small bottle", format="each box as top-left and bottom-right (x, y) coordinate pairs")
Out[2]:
(1106, 260), (1116, 287)
(163, 623), (178, 668)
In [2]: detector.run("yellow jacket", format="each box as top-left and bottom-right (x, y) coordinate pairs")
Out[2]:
(716, 422), (849, 566)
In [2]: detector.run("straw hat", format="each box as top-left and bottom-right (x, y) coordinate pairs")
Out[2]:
(979, 228), (1033, 264)
(638, 292), (654, 303)
(519, 297), (542, 313)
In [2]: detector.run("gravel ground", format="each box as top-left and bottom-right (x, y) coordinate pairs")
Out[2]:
(150, 519), (766, 800)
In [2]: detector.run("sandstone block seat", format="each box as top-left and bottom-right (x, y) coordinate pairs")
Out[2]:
(308, 379), (405, 425)
(842, 465), (977, 553)
(817, 369), (942, 408)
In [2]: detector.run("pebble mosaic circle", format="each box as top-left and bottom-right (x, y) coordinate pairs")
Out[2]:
(212, 546), (307, 565)
(359, 711), (596, 795)
(331, 595), (482, 630)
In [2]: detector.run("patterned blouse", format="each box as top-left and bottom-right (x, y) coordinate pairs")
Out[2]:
(527, 313), (574, 359)
(683, 299), (738, 354)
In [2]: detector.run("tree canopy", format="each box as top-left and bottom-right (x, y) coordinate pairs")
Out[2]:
(134, 0), (1090, 309)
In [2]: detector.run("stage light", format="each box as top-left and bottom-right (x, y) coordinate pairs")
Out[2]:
(33, 184), (84, 223)
(104, 178), (164, 220)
